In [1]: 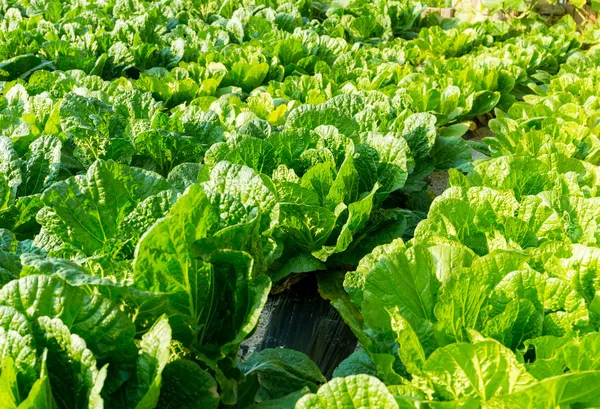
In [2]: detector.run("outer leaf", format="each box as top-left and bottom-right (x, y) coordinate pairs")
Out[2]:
(133, 185), (217, 344)
(0, 306), (38, 397)
(401, 113), (437, 160)
(36, 317), (106, 409)
(155, 359), (219, 409)
(19, 350), (57, 408)
(332, 349), (378, 378)
(362, 241), (438, 353)
(251, 388), (310, 409)
(313, 184), (378, 261)
(202, 161), (277, 231)
(295, 374), (399, 409)
(483, 371), (600, 409)
(240, 348), (325, 402)
(1, 351), (57, 409)
(422, 340), (534, 402)
(133, 315), (172, 409)
(18, 136), (62, 197)
(0, 275), (136, 360)
(40, 160), (170, 254)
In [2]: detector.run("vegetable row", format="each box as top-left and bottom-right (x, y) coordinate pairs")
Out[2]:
(318, 42), (600, 408)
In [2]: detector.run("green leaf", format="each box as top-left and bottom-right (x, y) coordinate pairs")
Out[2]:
(276, 203), (336, 253)
(439, 123), (470, 138)
(226, 62), (269, 92)
(59, 93), (132, 164)
(295, 375), (399, 409)
(132, 315), (172, 409)
(0, 275), (136, 361)
(562, 332), (600, 371)
(363, 134), (410, 195)
(156, 360), (219, 409)
(133, 128), (204, 176)
(390, 311), (426, 374)
(324, 152), (360, 208)
(202, 161), (277, 231)
(16, 352), (57, 409)
(240, 348), (325, 402)
(362, 241), (438, 353)
(300, 162), (335, 205)
(332, 349), (378, 378)
(167, 163), (202, 193)
(272, 254), (326, 283)
(0, 351), (57, 409)
(482, 299), (543, 350)
(388, 384), (427, 409)
(40, 160), (170, 255)
(484, 371), (600, 409)
(0, 194), (45, 238)
(0, 55), (43, 81)
(438, 86), (461, 118)
(465, 91), (500, 119)
(401, 113), (437, 160)
(314, 185), (378, 261)
(0, 306), (38, 396)
(434, 267), (491, 344)
(133, 185), (218, 344)
(285, 105), (358, 138)
(17, 136), (62, 197)
(36, 316), (107, 409)
(430, 135), (472, 172)
(119, 190), (178, 249)
(545, 244), (600, 305)
(250, 388), (310, 409)
(422, 340), (534, 402)
(489, 269), (588, 338)
(0, 356), (21, 409)
(0, 136), (23, 200)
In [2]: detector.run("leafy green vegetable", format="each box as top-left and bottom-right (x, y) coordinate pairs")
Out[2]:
(0, 0), (597, 407)
(133, 184), (271, 355)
